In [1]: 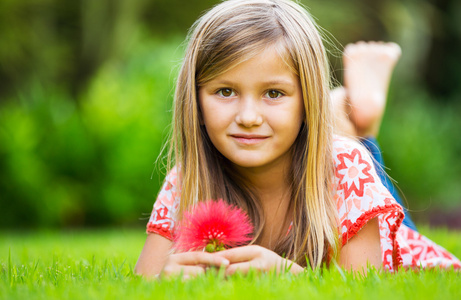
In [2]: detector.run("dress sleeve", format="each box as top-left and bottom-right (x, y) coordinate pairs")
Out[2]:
(333, 136), (405, 271)
(146, 167), (180, 240)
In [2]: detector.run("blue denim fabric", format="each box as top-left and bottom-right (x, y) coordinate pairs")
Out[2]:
(361, 137), (417, 231)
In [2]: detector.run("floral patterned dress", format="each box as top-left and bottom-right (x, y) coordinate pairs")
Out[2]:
(146, 136), (461, 271)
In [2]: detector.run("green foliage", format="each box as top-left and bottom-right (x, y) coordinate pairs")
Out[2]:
(1, 228), (460, 299)
(0, 0), (152, 97)
(380, 86), (461, 215)
(0, 37), (184, 228)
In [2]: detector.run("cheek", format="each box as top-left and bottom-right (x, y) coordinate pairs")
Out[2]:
(289, 115), (304, 139)
(199, 99), (232, 138)
(199, 93), (217, 129)
(202, 105), (223, 128)
(281, 105), (304, 143)
(292, 102), (306, 135)
(273, 102), (304, 132)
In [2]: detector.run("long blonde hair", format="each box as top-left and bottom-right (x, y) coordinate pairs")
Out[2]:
(167, 0), (338, 269)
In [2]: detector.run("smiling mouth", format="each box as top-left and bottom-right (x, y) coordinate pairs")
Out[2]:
(230, 134), (269, 145)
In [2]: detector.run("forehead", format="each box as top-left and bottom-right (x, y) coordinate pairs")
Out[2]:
(200, 40), (298, 85)
(205, 45), (299, 87)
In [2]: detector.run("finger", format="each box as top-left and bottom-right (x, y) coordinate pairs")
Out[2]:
(161, 265), (205, 279)
(225, 261), (264, 276)
(174, 251), (230, 267)
(216, 245), (261, 263)
(226, 262), (250, 275)
(183, 266), (207, 277)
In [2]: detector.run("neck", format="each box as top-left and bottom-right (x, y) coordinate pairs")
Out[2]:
(234, 153), (291, 207)
(233, 155), (293, 249)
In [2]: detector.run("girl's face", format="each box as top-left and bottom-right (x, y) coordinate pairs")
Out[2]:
(198, 46), (304, 172)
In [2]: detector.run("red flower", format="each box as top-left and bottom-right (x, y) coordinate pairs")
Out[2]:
(174, 199), (254, 252)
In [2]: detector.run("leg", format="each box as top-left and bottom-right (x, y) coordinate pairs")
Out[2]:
(331, 86), (355, 137)
(343, 41), (401, 137)
(332, 41), (417, 231)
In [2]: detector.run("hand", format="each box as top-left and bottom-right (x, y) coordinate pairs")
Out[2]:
(160, 251), (230, 279)
(215, 245), (304, 275)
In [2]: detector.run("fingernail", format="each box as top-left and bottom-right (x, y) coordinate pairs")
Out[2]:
(222, 259), (230, 266)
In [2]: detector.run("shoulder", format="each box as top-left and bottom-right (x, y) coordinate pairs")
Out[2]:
(146, 166), (181, 240)
(332, 135), (399, 216)
(332, 135), (371, 164)
(332, 135), (378, 197)
(153, 166), (180, 209)
(164, 165), (179, 187)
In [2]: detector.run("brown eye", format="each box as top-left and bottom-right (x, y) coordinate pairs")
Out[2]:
(266, 90), (282, 99)
(218, 88), (234, 97)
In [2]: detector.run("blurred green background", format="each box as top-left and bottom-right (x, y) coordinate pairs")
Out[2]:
(1, 0), (460, 229)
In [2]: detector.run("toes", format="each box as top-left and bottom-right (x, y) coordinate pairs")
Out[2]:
(387, 42), (402, 58)
(343, 41), (402, 62)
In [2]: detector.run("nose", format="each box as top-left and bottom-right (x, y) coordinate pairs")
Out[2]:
(235, 97), (263, 127)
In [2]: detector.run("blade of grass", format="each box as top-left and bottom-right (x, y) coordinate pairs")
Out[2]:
(8, 248), (12, 287)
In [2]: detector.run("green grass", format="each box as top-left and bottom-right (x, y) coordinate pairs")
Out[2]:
(1, 227), (460, 299)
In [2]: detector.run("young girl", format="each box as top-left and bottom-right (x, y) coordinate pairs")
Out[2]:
(136, 0), (460, 277)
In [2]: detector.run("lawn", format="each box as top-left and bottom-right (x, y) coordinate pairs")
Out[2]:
(1, 227), (460, 299)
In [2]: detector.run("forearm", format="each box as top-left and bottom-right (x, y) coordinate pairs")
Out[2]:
(134, 254), (166, 277)
(135, 234), (172, 277)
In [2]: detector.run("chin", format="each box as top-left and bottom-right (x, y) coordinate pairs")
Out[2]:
(229, 157), (275, 170)
(225, 157), (264, 169)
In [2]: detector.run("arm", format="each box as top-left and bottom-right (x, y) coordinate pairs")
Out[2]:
(135, 233), (230, 278)
(333, 138), (403, 271)
(338, 217), (382, 273)
(135, 233), (173, 277)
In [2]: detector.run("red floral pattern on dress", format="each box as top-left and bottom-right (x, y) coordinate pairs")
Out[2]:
(147, 136), (461, 271)
(336, 148), (375, 199)
(146, 166), (180, 240)
(397, 225), (461, 269)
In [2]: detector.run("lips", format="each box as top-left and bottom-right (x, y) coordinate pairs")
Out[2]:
(230, 134), (269, 145)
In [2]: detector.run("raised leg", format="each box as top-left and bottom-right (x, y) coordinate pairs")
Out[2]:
(343, 41), (401, 137)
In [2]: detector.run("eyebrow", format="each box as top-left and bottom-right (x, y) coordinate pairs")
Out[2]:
(207, 80), (236, 87)
(262, 80), (296, 87)
(209, 79), (296, 88)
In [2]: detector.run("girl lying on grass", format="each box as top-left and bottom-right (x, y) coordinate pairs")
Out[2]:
(135, 0), (461, 277)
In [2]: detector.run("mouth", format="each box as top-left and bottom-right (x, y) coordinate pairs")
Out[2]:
(230, 134), (269, 145)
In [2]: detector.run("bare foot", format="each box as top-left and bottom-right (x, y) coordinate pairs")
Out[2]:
(343, 41), (401, 137)
(331, 86), (356, 137)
